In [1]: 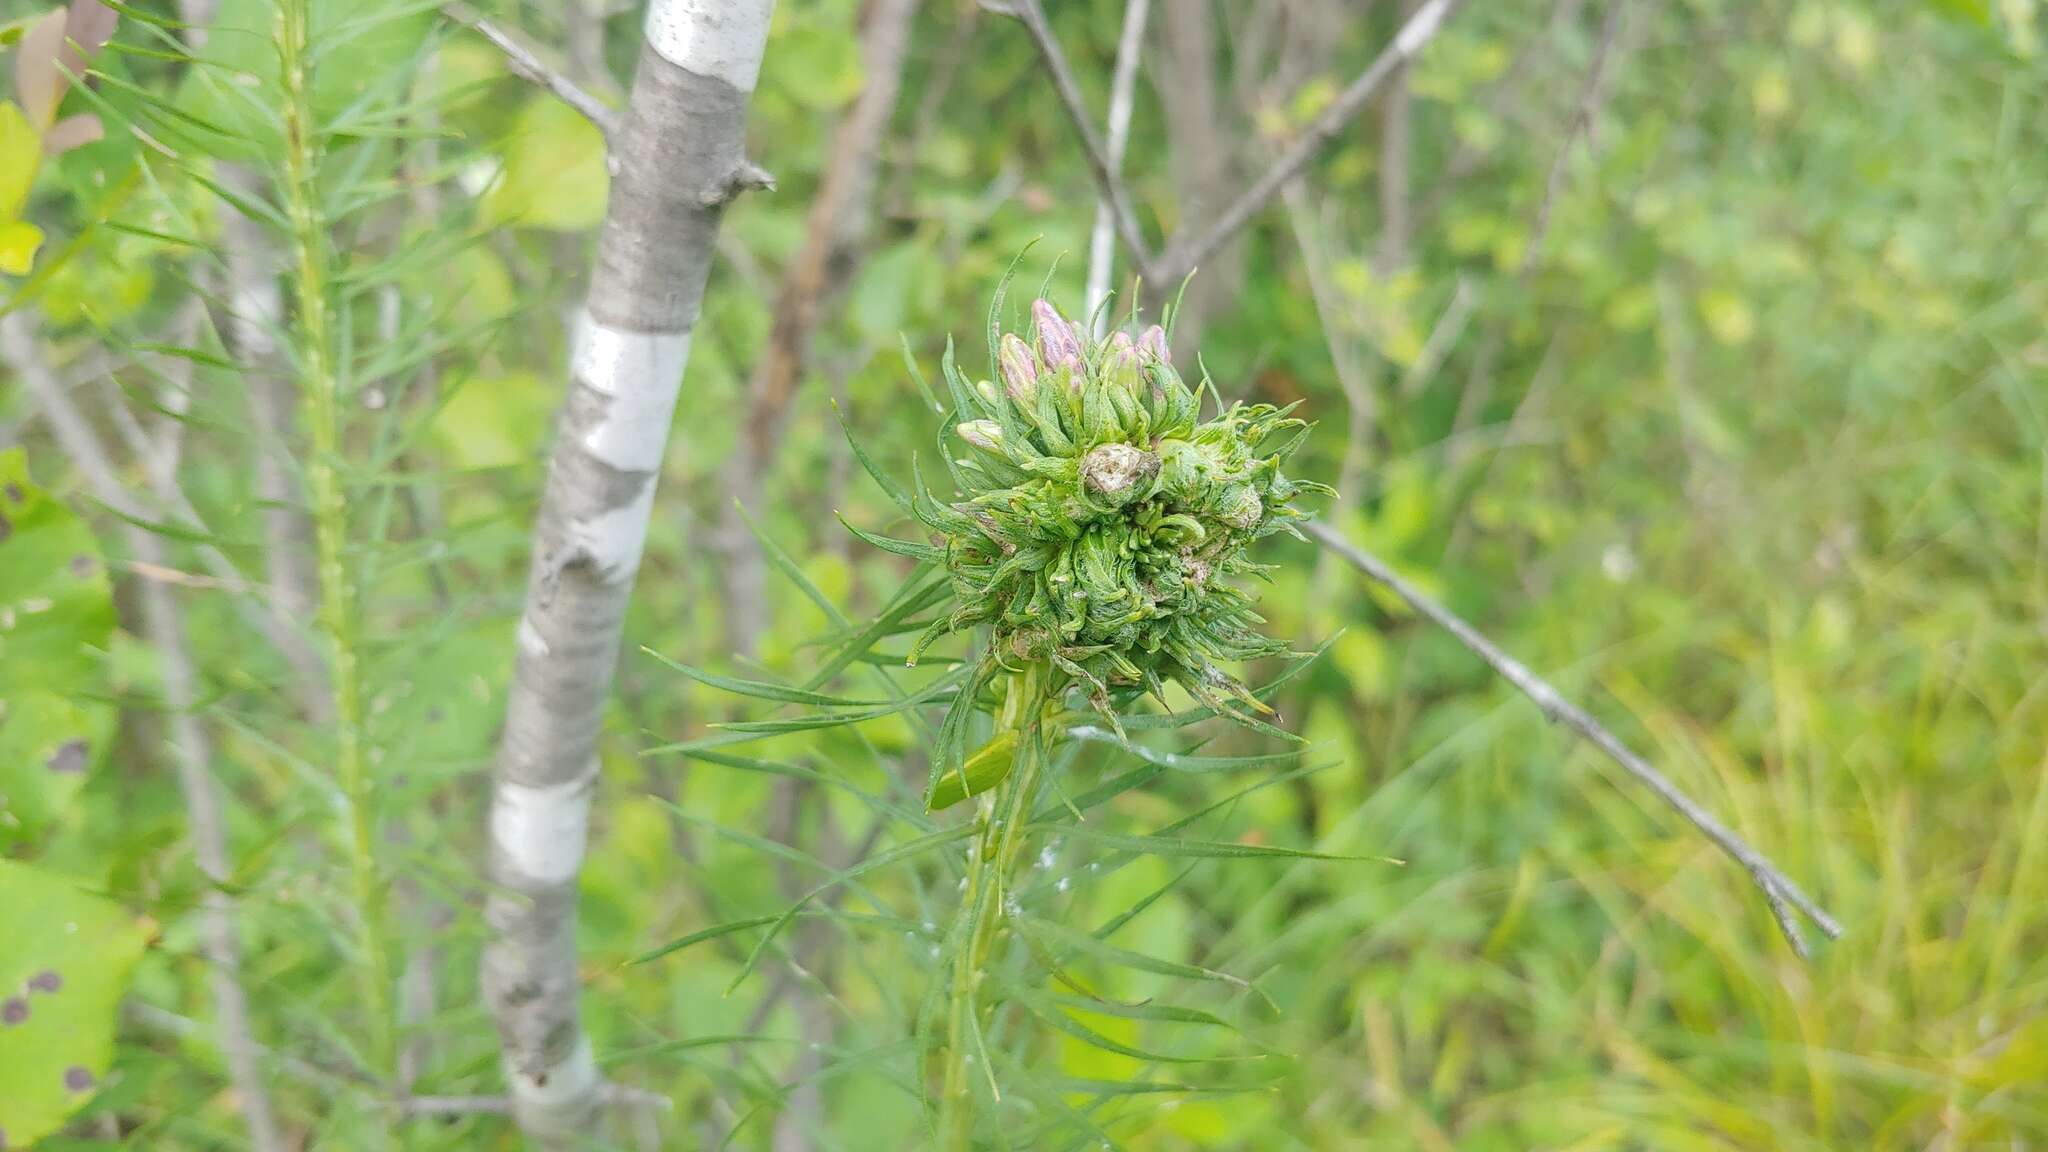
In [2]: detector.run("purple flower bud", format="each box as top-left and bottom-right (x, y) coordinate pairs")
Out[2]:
(1136, 324), (1170, 365)
(998, 333), (1039, 407)
(1031, 299), (1083, 369)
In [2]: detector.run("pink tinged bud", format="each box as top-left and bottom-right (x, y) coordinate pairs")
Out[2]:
(1056, 353), (1086, 396)
(1104, 330), (1138, 375)
(955, 420), (1003, 452)
(1137, 324), (1170, 365)
(998, 333), (1039, 406)
(1031, 299), (1083, 369)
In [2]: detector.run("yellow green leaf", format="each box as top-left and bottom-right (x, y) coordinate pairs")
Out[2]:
(0, 101), (41, 217)
(0, 859), (153, 1148)
(481, 98), (609, 232)
(0, 219), (44, 275)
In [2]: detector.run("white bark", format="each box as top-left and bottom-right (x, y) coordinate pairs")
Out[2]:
(481, 1), (774, 1142)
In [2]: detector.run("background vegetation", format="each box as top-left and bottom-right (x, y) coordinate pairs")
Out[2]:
(1, 0), (2044, 1148)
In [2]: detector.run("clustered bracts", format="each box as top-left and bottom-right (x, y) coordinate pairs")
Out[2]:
(904, 297), (1327, 722)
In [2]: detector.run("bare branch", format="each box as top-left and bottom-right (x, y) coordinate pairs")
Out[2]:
(444, 3), (618, 141)
(1163, 0), (1461, 280)
(990, 0), (1159, 278)
(402, 1085), (672, 1118)
(1397, 275), (1477, 399)
(1303, 518), (1843, 953)
(1083, 0), (1151, 335)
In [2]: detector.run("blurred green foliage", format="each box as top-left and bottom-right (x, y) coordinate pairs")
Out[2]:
(0, 0), (2044, 1147)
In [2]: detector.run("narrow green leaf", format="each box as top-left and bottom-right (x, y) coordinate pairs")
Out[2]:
(1020, 916), (1253, 990)
(836, 512), (945, 562)
(642, 648), (898, 708)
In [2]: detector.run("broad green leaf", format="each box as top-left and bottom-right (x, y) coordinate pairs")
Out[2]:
(0, 694), (113, 847)
(0, 453), (118, 845)
(0, 859), (152, 1148)
(480, 97), (608, 231)
(0, 450), (118, 696)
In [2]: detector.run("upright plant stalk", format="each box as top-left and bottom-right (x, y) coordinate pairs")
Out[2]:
(940, 664), (1050, 1149)
(481, 0), (775, 1140)
(275, 0), (397, 1103)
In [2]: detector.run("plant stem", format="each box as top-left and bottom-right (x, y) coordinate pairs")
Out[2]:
(276, 0), (398, 1107)
(940, 663), (1048, 1148)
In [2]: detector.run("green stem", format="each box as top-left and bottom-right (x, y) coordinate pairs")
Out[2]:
(940, 663), (1048, 1149)
(276, 0), (397, 1113)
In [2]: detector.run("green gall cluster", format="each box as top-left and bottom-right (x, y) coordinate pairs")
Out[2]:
(904, 297), (1327, 722)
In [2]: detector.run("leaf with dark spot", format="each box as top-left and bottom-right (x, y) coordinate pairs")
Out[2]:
(0, 451), (115, 847)
(44, 741), (87, 775)
(0, 860), (148, 1143)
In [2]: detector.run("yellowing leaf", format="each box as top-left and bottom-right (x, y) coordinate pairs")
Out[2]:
(481, 98), (609, 231)
(1753, 69), (1794, 122)
(1699, 290), (1757, 346)
(0, 101), (40, 217)
(0, 219), (43, 274)
(1834, 13), (1878, 71)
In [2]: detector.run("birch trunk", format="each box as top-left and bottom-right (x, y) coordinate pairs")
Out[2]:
(482, 0), (774, 1141)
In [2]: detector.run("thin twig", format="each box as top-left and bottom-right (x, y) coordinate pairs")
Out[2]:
(1083, 0), (1150, 335)
(402, 1085), (673, 1117)
(1303, 518), (1842, 955)
(443, 2), (618, 141)
(1161, 0), (1462, 282)
(1397, 276), (1476, 399)
(990, 0), (1159, 278)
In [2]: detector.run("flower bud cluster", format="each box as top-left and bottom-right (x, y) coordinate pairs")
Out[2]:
(907, 298), (1326, 717)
